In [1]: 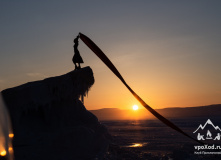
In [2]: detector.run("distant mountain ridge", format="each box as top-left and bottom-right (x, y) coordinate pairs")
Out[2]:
(90, 104), (221, 120)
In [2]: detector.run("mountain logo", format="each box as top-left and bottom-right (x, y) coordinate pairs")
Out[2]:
(193, 119), (221, 141)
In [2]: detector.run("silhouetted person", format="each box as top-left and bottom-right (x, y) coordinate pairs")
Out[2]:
(72, 35), (84, 69)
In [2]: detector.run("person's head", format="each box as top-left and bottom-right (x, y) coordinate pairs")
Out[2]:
(73, 36), (79, 44)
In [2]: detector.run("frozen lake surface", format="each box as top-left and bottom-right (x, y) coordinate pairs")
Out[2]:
(101, 117), (221, 159)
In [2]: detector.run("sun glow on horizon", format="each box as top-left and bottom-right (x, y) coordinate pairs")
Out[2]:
(132, 105), (139, 110)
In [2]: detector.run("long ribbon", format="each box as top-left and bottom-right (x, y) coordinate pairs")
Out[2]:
(79, 32), (203, 144)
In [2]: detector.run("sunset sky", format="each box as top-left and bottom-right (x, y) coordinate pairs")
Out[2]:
(1, 1), (221, 110)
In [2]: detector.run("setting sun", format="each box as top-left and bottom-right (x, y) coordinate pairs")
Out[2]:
(132, 105), (139, 110)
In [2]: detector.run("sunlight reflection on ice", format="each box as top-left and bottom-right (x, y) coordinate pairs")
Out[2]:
(124, 142), (148, 148)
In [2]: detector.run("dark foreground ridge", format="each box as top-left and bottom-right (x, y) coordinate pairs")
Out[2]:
(1, 67), (111, 160)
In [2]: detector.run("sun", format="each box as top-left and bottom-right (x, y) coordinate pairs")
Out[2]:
(132, 105), (139, 110)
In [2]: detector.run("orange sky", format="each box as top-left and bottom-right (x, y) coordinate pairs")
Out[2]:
(1, 1), (221, 110)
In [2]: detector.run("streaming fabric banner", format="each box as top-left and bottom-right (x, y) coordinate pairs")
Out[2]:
(79, 32), (203, 145)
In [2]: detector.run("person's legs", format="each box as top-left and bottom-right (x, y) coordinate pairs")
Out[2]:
(74, 63), (77, 70)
